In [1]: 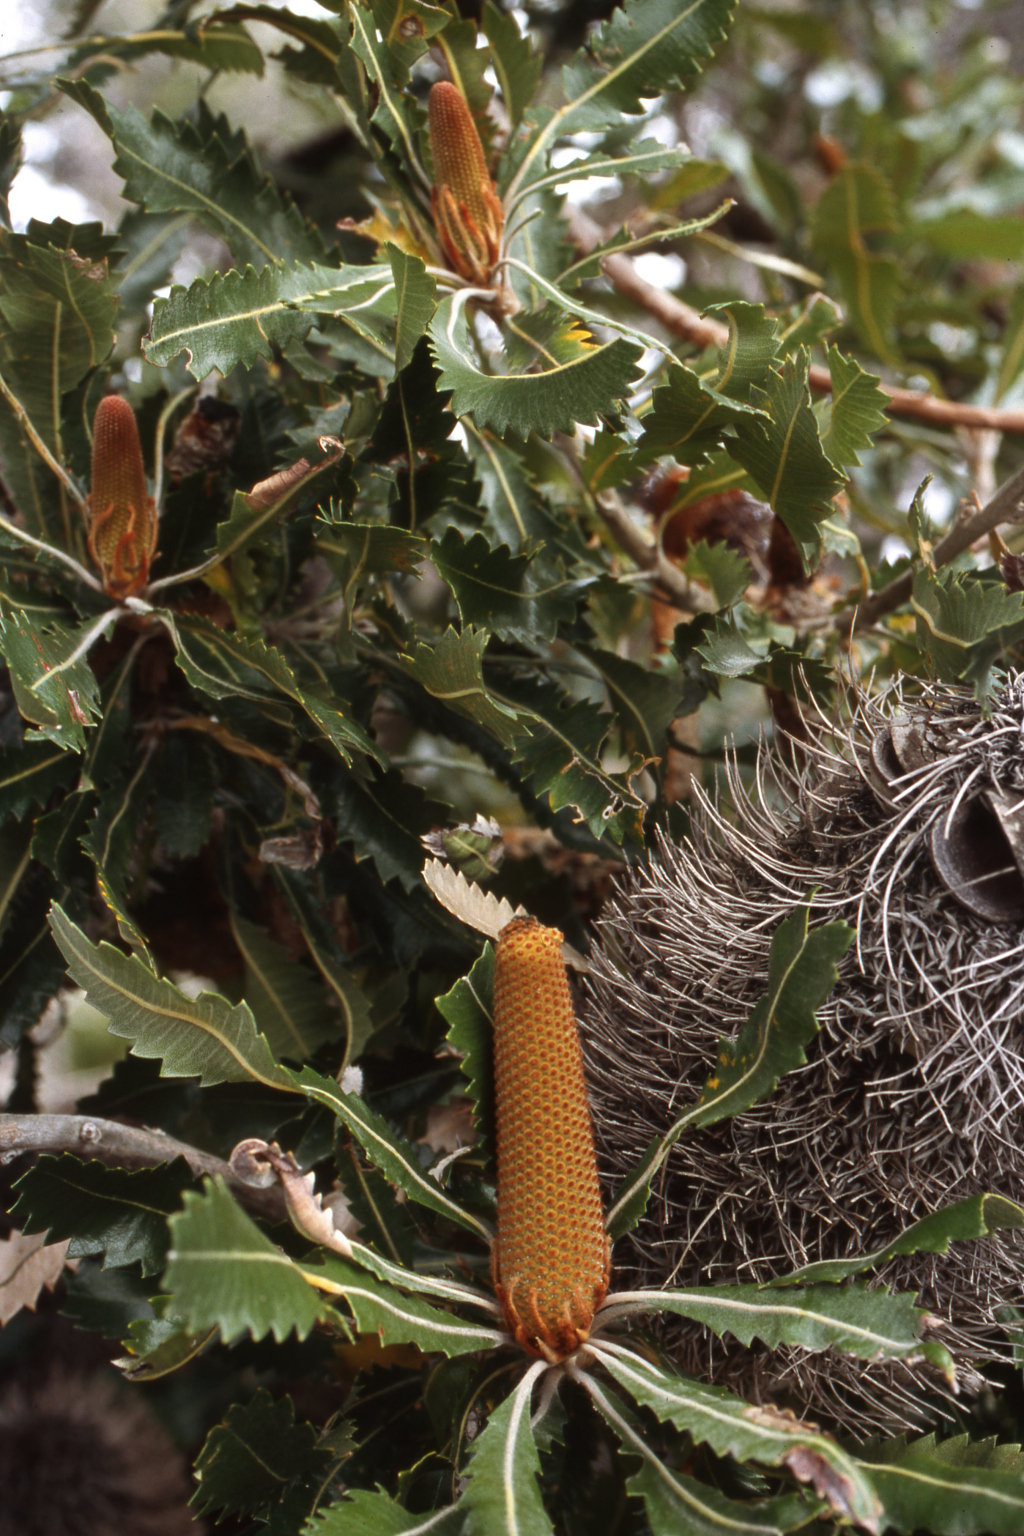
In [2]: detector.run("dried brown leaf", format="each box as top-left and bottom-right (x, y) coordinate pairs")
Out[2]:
(0, 1230), (71, 1325)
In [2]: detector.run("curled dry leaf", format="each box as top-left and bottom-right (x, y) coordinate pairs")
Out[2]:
(244, 458), (312, 512)
(228, 1138), (354, 1257)
(0, 1230), (72, 1325)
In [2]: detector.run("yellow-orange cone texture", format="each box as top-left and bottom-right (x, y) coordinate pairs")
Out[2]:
(87, 395), (157, 598)
(428, 81), (503, 285)
(492, 916), (610, 1360)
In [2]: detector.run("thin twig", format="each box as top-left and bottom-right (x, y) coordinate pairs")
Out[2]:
(0, 1111), (288, 1222)
(837, 464), (1024, 632)
(567, 210), (1024, 436)
(0, 365), (88, 507)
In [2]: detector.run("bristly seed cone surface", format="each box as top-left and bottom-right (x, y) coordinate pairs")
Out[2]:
(581, 676), (1024, 1437)
(87, 395), (157, 598)
(492, 916), (610, 1360)
(428, 81), (503, 286)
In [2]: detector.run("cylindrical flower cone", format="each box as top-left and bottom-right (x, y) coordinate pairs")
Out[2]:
(428, 81), (503, 285)
(492, 916), (609, 1360)
(87, 395), (157, 598)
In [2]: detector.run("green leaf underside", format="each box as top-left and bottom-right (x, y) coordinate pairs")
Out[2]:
(462, 1361), (553, 1535)
(606, 907), (852, 1238)
(600, 1282), (945, 1369)
(305, 1491), (464, 1534)
(590, 1345), (880, 1531)
(293, 1066), (493, 1241)
(165, 1179), (326, 1343)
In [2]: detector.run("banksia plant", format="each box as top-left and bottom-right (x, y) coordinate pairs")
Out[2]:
(491, 916), (609, 1360)
(86, 395), (157, 598)
(428, 80), (503, 284)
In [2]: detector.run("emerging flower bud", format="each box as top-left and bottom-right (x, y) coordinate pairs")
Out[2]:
(428, 81), (503, 285)
(491, 916), (610, 1361)
(87, 395), (157, 599)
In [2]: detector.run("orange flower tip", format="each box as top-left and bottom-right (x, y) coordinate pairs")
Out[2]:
(427, 80), (503, 285)
(87, 394), (157, 600)
(491, 914), (610, 1361)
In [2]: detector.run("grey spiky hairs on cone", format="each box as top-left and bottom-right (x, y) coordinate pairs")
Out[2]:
(580, 672), (1024, 1439)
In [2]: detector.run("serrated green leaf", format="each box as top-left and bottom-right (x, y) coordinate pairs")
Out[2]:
(707, 300), (781, 400)
(11, 1154), (194, 1276)
(348, 0), (443, 175)
(436, 944), (495, 1164)
(508, 0), (735, 200)
(606, 906), (852, 1238)
(588, 1346), (879, 1531)
(400, 626), (525, 749)
(601, 1281), (944, 1368)
(810, 164), (899, 362)
(681, 539), (752, 607)
(0, 608), (105, 751)
(482, 2), (541, 130)
(911, 209), (1024, 262)
(819, 347), (889, 470)
(306, 1490), (464, 1534)
(638, 362), (762, 467)
(327, 766), (451, 892)
(293, 1066), (493, 1242)
(0, 740), (78, 820)
(61, 83), (323, 269)
(164, 1179), (327, 1344)
(772, 1192), (1024, 1287)
(462, 1362), (552, 1536)
(857, 1434), (1024, 1536)
(577, 644), (686, 764)
(230, 911), (341, 1062)
(271, 867), (375, 1067)
(727, 349), (844, 569)
(429, 296), (642, 441)
(387, 245), (437, 374)
(910, 567), (1024, 687)
(432, 527), (578, 644)
(118, 1295), (215, 1382)
(492, 675), (647, 845)
(302, 1252), (505, 1356)
(163, 612), (382, 766)
(214, 5), (350, 88)
(48, 902), (298, 1091)
(145, 259), (395, 378)
(589, 1384), (821, 1536)
(192, 1388), (330, 1521)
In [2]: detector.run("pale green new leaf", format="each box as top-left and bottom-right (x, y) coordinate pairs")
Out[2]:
(164, 1179), (327, 1344)
(387, 245), (436, 373)
(293, 1066), (493, 1242)
(400, 626), (526, 749)
(482, 1), (542, 130)
(819, 346), (889, 469)
(61, 82), (323, 268)
(306, 1491), (464, 1535)
(462, 1362), (553, 1536)
(728, 349), (845, 569)
(858, 1434), (1024, 1536)
(771, 1192), (1024, 1287)
(606, 906), (852, 1238)
(600, 1282), (947, 1369)
(910, 567), (1024, 685)
(301, 1253), (505, 1357)
(428, 296), (643, 441)
(48, 904), (297, 1091)
(145, 260), (395, 379)
(589, 1345), (880, 1531)
(681, 540), (752, 608)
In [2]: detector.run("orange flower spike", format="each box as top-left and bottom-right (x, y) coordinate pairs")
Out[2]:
(491, 916), (610, 1361)
(428, 81), (503, 284)
(87, 395), (157, 599)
